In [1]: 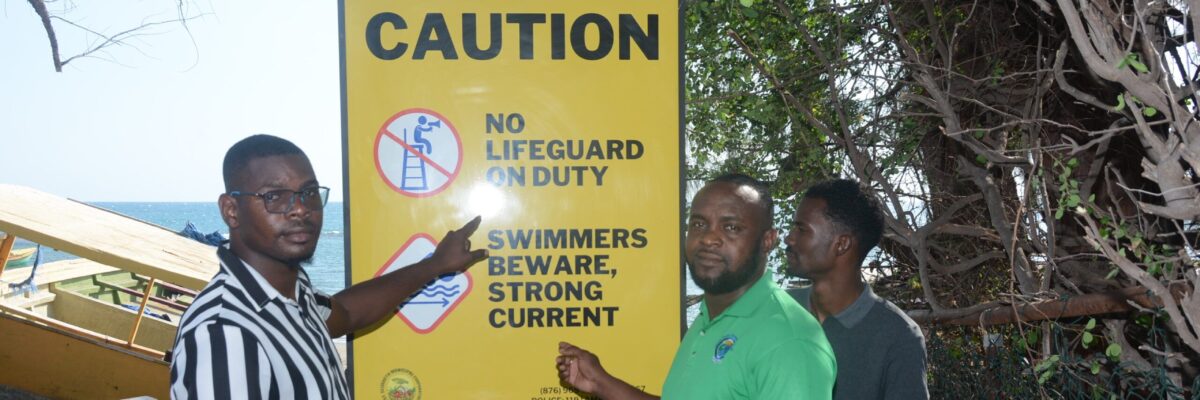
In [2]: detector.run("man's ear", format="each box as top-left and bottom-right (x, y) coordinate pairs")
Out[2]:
(761, 228), (779, 254)
(219, 194), (240, 229)
(833, 234), (853, 257)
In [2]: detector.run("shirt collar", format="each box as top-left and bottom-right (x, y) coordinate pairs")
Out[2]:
(698, 273), (776, 321)
(217, 245), (301, 309)
(829, 284), (877, 328)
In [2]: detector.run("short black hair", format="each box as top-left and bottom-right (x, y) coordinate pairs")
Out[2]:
(804, 179), (884, 261)
(222, 134), (307, 191)
(708, 173), (773, 226)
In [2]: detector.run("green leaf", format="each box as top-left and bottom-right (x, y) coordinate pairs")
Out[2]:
(1034, 355), (1060, 372)
(1106, 343), (1122, 360)
(1068, 158), (1079, 168)
(1117, 55), (1130, 69)
(1115, 94), (1127, 111)
(1143, 106), (1157, 117)
(1039, 368), (1055, 384)
(1083, 331), (1094, 348)
(1091, 360), (1102, 375)
(739, 0), (754, 7)
(975, 154), (988, 165)
(1089, 194), (1096, 203)
(1055, 208), (1065, 220)
(1117, 54), (1149, 73)
(1105, 267), (1120, 280)
(1066, 194), (1081, 207)
(1128, 57), (1148, 73)
(1035, 355), (1060, 384)
(1026, 330), (1040, 348)
(1086, 318), (1096, 330)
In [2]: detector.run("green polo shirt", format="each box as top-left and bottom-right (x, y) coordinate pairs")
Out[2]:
(661, 274), (836, 399)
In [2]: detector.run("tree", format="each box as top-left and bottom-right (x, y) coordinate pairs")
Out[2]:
(24, 0), (201, 72)
(686, 0), (1200, 394)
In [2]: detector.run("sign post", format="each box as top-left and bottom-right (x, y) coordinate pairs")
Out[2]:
(341, 2), (682, 398)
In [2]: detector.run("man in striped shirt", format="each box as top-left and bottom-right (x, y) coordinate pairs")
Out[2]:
(170, 134), (488, 399)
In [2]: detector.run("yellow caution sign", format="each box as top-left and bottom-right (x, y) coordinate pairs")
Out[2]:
(341, 1), (681, 398)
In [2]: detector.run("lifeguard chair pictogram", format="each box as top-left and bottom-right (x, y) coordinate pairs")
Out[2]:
(374, 109), (462, 198)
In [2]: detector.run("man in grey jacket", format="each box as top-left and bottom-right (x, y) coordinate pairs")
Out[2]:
(785, 179), (929, 399)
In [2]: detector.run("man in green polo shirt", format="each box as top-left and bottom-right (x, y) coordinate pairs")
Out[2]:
(556, 174), (836, 399)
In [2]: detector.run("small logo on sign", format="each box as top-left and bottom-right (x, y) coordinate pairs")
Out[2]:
(380, 368), (421, 400)
(713, 334), (737, 363)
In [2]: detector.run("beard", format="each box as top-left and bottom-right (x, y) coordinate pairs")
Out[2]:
(280, 245), (317, 270)
(291, 255), (315, 270)
(786, 249), (810, 280)
(689, 243), (763, 295)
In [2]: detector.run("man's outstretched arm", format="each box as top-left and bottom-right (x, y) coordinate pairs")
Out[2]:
(556, 342), (659, 400)
(324, 216), (488, 338)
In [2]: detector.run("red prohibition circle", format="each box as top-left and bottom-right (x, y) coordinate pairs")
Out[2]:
(373, 108), (464, 198)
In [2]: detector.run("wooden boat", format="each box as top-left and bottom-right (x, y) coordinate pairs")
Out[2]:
(0, 184), (218, 399)
(1, 247), (36, 268)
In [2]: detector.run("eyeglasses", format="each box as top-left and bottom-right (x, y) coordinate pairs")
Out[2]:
(229, 186), (330, 214)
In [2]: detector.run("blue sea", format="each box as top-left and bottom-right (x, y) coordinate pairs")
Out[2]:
(15, 202), (347, 294)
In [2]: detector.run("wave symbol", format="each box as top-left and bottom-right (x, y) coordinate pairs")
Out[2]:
(420, 289), (461, 298)
(422, 284), (458, 292)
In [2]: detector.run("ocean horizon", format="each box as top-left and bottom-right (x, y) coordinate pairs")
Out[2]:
(12, 202), (348, 295)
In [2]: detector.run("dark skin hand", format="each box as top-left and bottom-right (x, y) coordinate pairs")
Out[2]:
(324, 216), (488, 338)
(556, 342), (658, 400)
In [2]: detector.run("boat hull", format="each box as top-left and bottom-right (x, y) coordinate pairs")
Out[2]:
(3, 247), (36, 268)
(0, 312), (168, 399)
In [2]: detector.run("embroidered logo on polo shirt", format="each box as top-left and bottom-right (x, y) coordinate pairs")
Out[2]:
(713, 335), (737, 363)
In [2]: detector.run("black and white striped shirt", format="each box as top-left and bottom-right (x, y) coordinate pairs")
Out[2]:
(170, 246), (349, 399)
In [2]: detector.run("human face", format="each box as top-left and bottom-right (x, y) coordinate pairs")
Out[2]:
(221, 154), (323, 268)
(785, 197), (839, 279)
(685, 182), (777, 295)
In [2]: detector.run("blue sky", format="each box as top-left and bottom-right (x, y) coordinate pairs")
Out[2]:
(1, 1), (343, 201)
